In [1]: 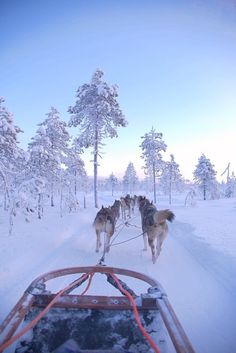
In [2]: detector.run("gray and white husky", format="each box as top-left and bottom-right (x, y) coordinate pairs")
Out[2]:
(93, 201), (120, 253)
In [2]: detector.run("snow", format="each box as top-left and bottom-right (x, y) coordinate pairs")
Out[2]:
(0, 192), (236, 353)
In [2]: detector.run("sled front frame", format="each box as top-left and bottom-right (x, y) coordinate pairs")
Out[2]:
(0, 265), (195, 353)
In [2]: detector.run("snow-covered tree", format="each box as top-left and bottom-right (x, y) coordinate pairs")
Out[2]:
(12, 178), (43, 223)
(64, 141), (87, 197)
(224, 172), (236, 198)
(0, 97), (25, 209)
(0, 97), (30, 235)
(38, 107), (70, 206)
(68, 69), (127, 208)
(59, 169), (82, 216)
(193, 154), (217, 200)
(123, 162), (138, 194)
(140, 127), (167, 203)
(0, 97), (24, 171)
(106, 172), (118, 196)
(27, 126), (52, 218)
(160, 154), (183, 204)
(184, 188), (197, 207)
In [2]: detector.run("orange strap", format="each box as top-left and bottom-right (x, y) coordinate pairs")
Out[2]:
(110, 273), (161, 353)
(80, 272), (94, 295)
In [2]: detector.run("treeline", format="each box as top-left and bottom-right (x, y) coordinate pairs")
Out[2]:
(1, 70), (235, 234)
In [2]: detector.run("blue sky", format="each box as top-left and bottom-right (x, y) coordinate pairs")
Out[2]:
(1, 0), (236, 181)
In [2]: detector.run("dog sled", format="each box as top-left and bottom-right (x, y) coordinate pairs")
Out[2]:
(0, 265), (195, 353)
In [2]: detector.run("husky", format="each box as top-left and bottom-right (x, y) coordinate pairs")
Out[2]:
(120, 194), (132, 220)
(132, 195), (138, 210)
(137, 195), (149, 212)
(93, 206), (116, 253)
(139, 199), (175, 263)
(111, 199), (121, 222)
(138, 196), (152, 233)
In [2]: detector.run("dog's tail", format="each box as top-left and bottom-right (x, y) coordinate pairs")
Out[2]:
(154, 209), (175, 224)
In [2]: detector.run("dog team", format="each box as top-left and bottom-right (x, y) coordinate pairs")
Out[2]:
(93, 194), (175, 264)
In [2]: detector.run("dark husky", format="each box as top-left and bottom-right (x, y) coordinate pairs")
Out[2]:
(139, 199), (175, 263)
(93, 205), (117, 253)
(111, 199), (121, 222)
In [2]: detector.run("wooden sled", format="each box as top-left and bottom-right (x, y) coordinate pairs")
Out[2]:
(0, 265), (196, 353)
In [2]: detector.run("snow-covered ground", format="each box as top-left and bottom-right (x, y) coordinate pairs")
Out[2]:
(1, 192), (236, 353)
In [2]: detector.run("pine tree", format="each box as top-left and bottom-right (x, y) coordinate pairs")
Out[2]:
(107, 172), (118, 196)
(140, 127), (167, 203)
(27, 126), (52, 218)
(68, 69), (127, 208)
(0, 97), (27, 234)
(123, 162), (138, 194)
(160, 154), (183, 204)
(193, 154), (217, 200)
(0, 97), (24, 171)
(224, 172), (236, 198)
(38, 107), (70, 206)
(65, 141), (87, 197)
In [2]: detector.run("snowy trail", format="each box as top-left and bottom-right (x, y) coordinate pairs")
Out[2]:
(74, 208), (236, 353)
(1, 202), (236, 353)
(159, 223), (236, 353)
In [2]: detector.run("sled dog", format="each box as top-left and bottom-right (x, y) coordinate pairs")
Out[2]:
(111, 199), (121, 222)
(93, 206), (116, 253)
(139, 199), (175, 263)
(120, 194), (133, 220)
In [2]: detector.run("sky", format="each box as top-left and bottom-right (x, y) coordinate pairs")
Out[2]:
(1, 192), (236, 352)
(1, 0), (236, 181)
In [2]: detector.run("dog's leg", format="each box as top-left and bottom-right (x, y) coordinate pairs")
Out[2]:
(160, 228), (167, 247)
(105, 233), (111, 253)
(121, 206), (125, 220)
(96, 230), (101, 252)
(131, 200), (134, 214)
(155, 236), (161, 261)
(148, 237), (156, 264)
(142, 233), (148, 251)
(128, 206), (131, 218)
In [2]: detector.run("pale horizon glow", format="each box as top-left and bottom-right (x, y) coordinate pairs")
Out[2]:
(1, 0), (236, 182)
(82, 131), (235, 182)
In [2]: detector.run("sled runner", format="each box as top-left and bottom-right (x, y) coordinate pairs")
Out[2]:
(0, 266), (195, 353)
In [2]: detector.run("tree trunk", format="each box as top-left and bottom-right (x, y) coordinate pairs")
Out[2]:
(0, 168), (10, 211)
(9, 209), (14, 236)
(74, 170), (77, 196)
(38, 193), (42, 219)
(169, 175), (172, 205)
(4, 190), (8, 211)
(94, 129), (99, 208)
(50, 194), (54, 207)
(51, 183), (54, 207)
(60, 187), (63, 217)
(94, 153), (98, 208)
(152, 163), (157, 204)
(8, 196), (15, 236)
